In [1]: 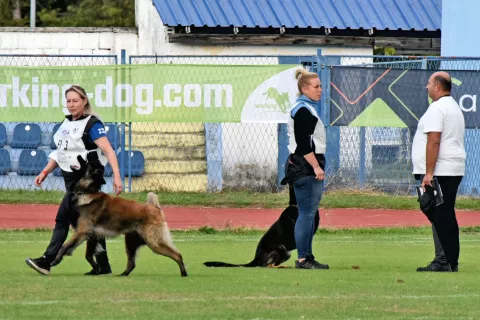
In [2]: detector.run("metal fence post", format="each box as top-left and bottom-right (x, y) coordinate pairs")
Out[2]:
(359, 127), (366, 188)
(120, 49), (127, 190)
(205, 123), (223, 191)
(318, 51), (341, 189)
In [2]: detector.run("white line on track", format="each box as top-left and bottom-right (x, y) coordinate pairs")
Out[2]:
(1, 293), (479, 306)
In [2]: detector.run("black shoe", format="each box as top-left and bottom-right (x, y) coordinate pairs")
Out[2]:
(416, 261), (452, 272)
(84, 266), (112, 276)
(295, 256), (329, 270)
(26, 256), (51, 275)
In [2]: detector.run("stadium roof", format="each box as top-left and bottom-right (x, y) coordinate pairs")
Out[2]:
(153, 0), (441, 32)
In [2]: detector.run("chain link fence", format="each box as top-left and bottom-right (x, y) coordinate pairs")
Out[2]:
(321, 56), (480, 195)
(0, 55), (118, 191)
(128, 55), (315, 192)
(1, 54), (479, 195)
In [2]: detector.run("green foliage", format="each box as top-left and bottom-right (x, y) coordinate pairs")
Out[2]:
(0, 0), (30, 26)
(374, 46), (397, 56)
(0, 0), (135, 27)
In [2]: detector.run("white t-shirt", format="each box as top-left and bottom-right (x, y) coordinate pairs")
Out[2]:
(412, 96), (466, 176)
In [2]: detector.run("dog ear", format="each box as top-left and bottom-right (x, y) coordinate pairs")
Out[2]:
(92, 168), (107, 186)
(70, 155), (88, 172)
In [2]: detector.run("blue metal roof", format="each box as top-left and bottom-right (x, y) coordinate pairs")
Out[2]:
(152, 0), (441, 31)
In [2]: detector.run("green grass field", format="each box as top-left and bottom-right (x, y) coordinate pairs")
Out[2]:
(1, 229), (480, 319)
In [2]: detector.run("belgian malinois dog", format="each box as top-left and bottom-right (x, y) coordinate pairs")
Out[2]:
(52, 156), (187, 277)
(203, 184), (320, 268)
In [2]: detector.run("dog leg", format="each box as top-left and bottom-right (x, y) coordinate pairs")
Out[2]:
(51, 232), (88, 266)
(147, 242), (188, 277)
(143, 226), (187, 277)
(264, 245), (290, 267)
(119, 232), (146, 276)
(85, 237), (100, 274)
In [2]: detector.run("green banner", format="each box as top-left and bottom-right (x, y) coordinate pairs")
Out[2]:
(0, 64), (300, 122)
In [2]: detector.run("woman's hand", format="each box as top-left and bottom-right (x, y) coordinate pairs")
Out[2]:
(34, 171), (48, 187)
(95, 136), (123, 195)
(113, 175), (123, 195)
(313, 167), (325, 181)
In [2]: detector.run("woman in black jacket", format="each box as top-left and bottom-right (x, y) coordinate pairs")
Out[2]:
(26, 85), (123, 276)
(281, 68), (329, 270)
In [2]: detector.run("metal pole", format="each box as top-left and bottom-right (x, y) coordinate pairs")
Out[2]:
(30, 0), (36, 28)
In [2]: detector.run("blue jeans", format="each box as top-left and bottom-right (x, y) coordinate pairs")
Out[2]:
(293, 175), (324, 259)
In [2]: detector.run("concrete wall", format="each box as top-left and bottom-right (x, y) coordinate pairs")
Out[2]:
(0, 27), (138, 60)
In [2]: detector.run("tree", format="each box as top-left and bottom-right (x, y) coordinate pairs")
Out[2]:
(373, 47), (397, 56)
(0, 0), (135, 27)
(0, 0), (30, 26)
(39, 0), (135, 27)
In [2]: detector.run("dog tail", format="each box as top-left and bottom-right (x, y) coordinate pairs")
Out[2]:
(203, 260), (256, 268)
(147, 192), (161, 209)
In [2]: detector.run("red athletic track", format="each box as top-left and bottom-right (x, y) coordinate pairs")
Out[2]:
(1, 204), (480, 230)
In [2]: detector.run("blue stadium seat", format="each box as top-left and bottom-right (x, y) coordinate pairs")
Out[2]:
(11, 123), (42, 149)
(0, 149), (11, 175)
(17, 149), (48, 176)
(118, 150), (145, 177)
(50, 123), (62, 149)
(53, 166), (63, 177)
(105, 123), (121, 149)
(0, 123), (7, 148)
(104, 163), (113, 177)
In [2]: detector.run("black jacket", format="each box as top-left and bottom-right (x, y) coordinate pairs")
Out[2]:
(280, 153), (325, 185)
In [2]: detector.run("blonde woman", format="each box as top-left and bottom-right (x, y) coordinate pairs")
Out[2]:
(26, 85), (123, 276)
(281, 69), (329, 269)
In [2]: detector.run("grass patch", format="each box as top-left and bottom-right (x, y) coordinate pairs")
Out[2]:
(1, 230), (480, 319)
(2, 189), (480, 210)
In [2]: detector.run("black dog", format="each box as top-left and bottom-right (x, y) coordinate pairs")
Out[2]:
(203, 185), (320, 267)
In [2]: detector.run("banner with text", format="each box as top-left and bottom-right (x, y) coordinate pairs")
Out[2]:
(330, 67), (480, 128)
(0, 64), (300, 122)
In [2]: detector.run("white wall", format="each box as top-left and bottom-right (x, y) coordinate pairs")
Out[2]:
(0, 27), (138, 63)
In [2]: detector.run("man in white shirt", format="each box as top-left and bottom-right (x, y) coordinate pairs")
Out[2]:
(412, 71), (466, 272)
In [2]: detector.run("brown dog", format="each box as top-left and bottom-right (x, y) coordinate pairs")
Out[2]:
(51, 157), (187, 277)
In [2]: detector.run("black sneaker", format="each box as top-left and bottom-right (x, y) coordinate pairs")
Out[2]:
(295, 257), (329, 270)
(416, 261), (452, 272)
(84, 266), (112, 276)
(26, 256), (51, 275)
